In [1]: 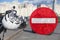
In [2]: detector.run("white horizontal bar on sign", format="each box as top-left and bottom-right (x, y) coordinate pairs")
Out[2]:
(32, 18), (56, 23)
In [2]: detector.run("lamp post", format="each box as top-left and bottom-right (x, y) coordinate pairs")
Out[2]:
(52, 0), (55, 10)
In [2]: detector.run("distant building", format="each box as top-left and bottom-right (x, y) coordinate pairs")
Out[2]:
(0, 0), (60, 17)
(55, 4), (60, 16)
(37, 4), (60, 16)
(37, 4), (52, 9)
(0, 1), (37, 17)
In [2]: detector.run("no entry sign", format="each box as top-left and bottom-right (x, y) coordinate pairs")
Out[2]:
(30, 7), (58, 35)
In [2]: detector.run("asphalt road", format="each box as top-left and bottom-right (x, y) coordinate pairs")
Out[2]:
(0, 23), (60, 40)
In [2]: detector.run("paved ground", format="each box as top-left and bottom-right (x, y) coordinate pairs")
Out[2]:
(0, 23), (60, 40)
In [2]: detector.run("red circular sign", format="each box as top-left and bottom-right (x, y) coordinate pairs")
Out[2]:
(30, 7), (58, 35)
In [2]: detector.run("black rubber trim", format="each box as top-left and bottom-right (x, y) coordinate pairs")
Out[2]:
(10, 21), (13, 23)
(5, 15), (7, 21)
(15, 23), (19, 24)
(8, 14), (9, 18)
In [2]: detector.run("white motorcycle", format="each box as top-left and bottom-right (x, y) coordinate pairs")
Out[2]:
(2, 10), (26, 29)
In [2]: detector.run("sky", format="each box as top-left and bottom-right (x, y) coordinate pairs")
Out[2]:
(0, 0), (60, 5)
